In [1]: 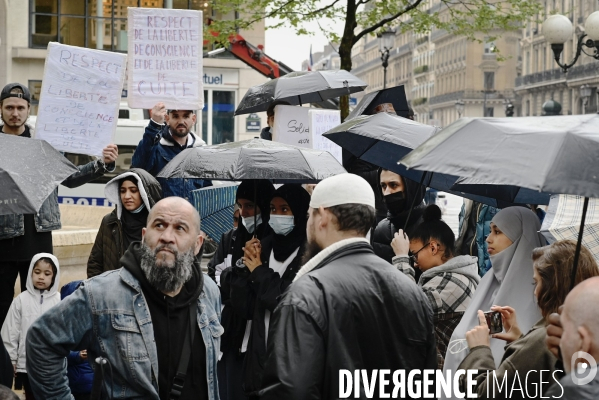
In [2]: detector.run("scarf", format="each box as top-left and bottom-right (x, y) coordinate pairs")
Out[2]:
(120, 205), (148, 249)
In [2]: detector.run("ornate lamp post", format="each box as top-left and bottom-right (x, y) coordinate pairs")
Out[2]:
(454, 99), (465, 118)
(580, 84), (592, 114)
(542, 12), (599, 72)
(377, 27), (395, 89)
(504, 99), (514, 117)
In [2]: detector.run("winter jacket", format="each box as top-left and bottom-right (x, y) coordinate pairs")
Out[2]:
(25, 246), (222, 400)
(456, 200), (499, 276)
(393, 254), (480, 368)
(260, 127), (272, 140)
(60, 281), (93, 395)
(87, 169), (162, 278)
(458, 319), (562, 398)
(131, 119), (211, 199)
(1, 253), (61, 372)
(258, 238), (437, 399)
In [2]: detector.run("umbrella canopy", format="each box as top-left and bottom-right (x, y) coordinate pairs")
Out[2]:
(401, 114), (599, 198)
(234, 70), (367, 115)
(346, 85), (410, 120)
(541, 195), (599, 262)
(189, 183), (238, 244)
(451, 176), (552, 206)
(157, 138), (346, 183)
(0, 134), (78, 215)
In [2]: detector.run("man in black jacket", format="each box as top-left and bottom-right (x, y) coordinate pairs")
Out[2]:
(259, 173), (437, 400)
(259, 100), (290, 141)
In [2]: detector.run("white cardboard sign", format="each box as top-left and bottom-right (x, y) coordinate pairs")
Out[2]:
(272, 105), (311, 148)
(127, 8), (203, 110)
(309, 109), (342, 163)
(35, 42), (126, 157)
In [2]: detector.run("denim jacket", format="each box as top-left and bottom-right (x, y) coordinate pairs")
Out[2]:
(131, 120), (211, 200)
(26, 268), (223, 400)
(0, 159), (110, 240)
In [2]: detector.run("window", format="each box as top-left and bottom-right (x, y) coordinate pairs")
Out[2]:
(30, 0), (212, 50)
(484, 38), (496, 54)
(484, 72), (495, 90)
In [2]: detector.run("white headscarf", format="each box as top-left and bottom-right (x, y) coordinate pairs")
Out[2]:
(441, 207), (546, 395)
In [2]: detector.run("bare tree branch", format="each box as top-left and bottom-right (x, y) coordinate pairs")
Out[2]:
(353, 0), (425, 44)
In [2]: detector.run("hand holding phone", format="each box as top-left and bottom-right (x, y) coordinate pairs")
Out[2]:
(484, 310), (503, 334)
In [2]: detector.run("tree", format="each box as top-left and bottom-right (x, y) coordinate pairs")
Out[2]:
(208, 0), (541, 119)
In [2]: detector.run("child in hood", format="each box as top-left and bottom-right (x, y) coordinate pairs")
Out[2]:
(1, 253), (61, 400)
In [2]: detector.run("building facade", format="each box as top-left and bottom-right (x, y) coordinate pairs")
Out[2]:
(0, 0), (269, 144)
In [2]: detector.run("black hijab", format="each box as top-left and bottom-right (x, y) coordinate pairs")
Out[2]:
(270, 184), (310, 262)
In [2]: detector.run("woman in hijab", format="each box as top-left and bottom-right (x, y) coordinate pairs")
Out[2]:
(87, 168), (162, 278)
(233, 184), (310, 398)
(441, 207), (546, 398)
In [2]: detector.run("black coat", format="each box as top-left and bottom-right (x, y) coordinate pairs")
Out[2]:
(258, 241), (437, 400)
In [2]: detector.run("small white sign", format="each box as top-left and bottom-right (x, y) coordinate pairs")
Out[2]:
(309, 109), (342, 163)
(272, 105), (311, 148)
(35, 42), (126, 157)
(127, 7), (203, 110)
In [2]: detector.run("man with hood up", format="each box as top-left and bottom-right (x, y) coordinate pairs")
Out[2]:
(372, 168), (426, 263)
(26, 198), (222, 400)
(87, 168), (162, 278)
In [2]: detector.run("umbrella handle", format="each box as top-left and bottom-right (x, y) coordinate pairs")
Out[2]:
(254, 180), (258, 239)
(569, 196), (589, 291)
(403, 172), (429, 232)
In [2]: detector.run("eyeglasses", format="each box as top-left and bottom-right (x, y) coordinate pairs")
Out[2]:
(408, 242), (430, 268)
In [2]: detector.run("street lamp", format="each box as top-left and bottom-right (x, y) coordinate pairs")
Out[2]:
(580, 84), (592, 114)
(454, 99), (465, 118)
(542, 12), (599, 72)
(378, 27), (395, 89)
(504, 99), (514, 117)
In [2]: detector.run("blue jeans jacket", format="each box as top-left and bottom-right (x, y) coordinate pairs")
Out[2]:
(26, 268), (223, 400)
(131, 120), (211, 200)
(0, 159), (109, 240)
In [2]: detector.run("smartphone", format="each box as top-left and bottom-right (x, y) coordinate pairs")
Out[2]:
(484, 311), (503, 334)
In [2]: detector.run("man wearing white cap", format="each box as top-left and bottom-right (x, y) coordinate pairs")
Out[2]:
(258, 174), (437, 400)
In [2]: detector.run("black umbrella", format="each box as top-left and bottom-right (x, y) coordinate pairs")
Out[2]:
(234, 70), (367, 115)
(0, 134), (78, 215)
(346, 85), (410, 120)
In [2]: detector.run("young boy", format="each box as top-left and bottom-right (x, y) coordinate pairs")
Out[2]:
(1, 253), (60, 400)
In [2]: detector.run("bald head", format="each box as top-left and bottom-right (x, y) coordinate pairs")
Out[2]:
(147, 197), (201, 234)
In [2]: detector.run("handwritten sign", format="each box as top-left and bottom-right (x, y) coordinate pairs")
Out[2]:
(127, 8), (203, 110)
(35, 42), (126, 157)
(309, 110), (342, 163)
(272, 105), (311, 148)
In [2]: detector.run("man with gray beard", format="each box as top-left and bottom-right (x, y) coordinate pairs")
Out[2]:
(26, 197), (222, 400)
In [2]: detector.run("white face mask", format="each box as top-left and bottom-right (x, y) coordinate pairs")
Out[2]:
(242, 213), (262, 234)
(268, 215), (295, 236)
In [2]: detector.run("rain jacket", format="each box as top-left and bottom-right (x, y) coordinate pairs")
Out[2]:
(393, 254), (480, 369)
(60, 281), (94, 395)
(258, 238), (437, 399)
(87, 169), (162, 278)
(25, 244), (222, 400)
(1, 253), (61, 372)
(131, 119), (211, 199)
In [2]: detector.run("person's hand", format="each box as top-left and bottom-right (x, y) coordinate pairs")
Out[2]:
(466, 310), (491, 349)
(491, 305), (522, 343)
(546, 305), (563, 359)
(102, 144), (118, 164)
(391, 229), (410, 257)
(79, 350), (88, 360)
(151, 102), (167, 124)
(242, 238), (262, 272)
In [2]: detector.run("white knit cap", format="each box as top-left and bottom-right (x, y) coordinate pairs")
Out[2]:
(310, 173), (375, 209)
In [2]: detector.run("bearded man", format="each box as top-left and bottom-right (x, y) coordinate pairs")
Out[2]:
(26, 197), (222, 400)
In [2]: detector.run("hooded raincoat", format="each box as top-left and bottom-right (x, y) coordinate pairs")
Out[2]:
(1, 253), (61, 372)
(87, 169), (162, 278)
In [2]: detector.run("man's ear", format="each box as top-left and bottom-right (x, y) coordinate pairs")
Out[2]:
(579, 325), (593, 354)
(194, 234), (204, 256)
(165, 113), (170, 123)
(191, 113), (197, 124)
(142, 227), (146, 238)
(318, 206), (328, 229)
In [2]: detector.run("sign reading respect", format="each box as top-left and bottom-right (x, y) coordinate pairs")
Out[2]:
(34, 42), (126, 157)
(127, 7), (203, 110)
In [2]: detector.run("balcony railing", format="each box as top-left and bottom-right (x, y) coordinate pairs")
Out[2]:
(414, 65), (429, 75)
(413, 97), (428, 106)
(514, 67), (586, 87)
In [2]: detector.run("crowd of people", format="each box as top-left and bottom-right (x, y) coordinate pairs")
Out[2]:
(1, 80), (599, 400)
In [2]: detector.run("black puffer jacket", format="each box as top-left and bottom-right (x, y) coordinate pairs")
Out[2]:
(87, 168), (162, 278)
(372, 172), (426, 263)
(258, 240), (437, 399)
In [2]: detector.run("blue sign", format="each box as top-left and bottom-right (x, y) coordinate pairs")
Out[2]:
(59, 196), (114, 207)
(349, 97), (358, 107)
(246, 113), (261, 132)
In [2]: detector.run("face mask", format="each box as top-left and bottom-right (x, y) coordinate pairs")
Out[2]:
(242, 213), (262, 234)
(269, 215), (295, 236)
(384, 191), (407, 215)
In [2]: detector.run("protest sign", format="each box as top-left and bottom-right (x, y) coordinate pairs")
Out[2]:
(127, 8), (203, 110)
(35, 42), (126, 157)
(309, 109), (342, 163)
(272, 105), (311, 148)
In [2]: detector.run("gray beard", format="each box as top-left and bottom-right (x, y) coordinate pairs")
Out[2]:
(140, 242), (195, 293)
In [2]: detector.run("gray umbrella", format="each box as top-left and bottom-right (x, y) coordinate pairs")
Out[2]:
(234, 70), (367, 115)
(0, 134), (78, 215)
